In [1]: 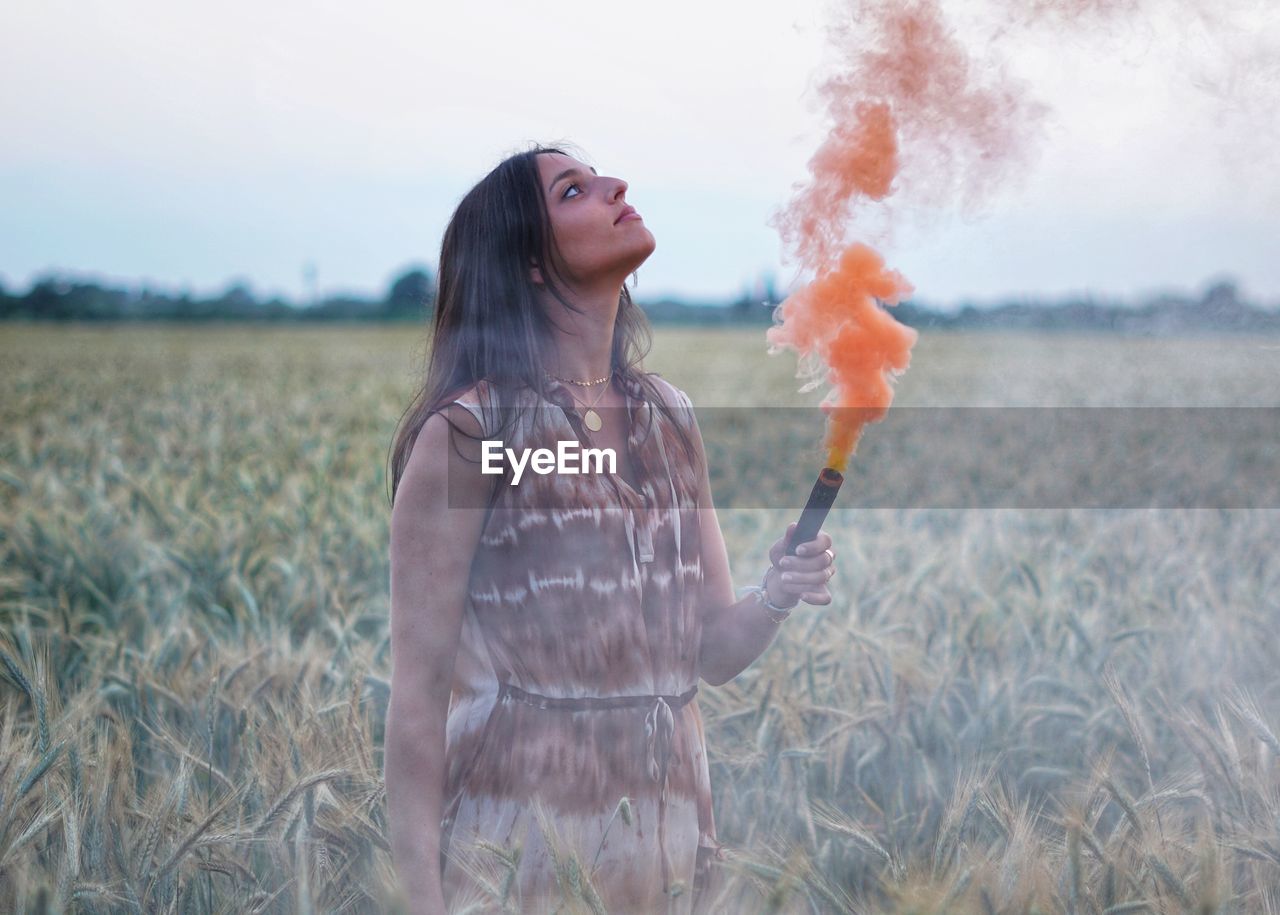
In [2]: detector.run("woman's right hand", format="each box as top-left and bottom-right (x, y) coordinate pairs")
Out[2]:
(765, 521), (836, 608)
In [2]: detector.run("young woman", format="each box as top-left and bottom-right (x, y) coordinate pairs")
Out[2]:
(383, 145), (837, 914)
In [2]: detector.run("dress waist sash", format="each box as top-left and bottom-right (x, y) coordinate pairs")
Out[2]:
(497, 680), (697, 712)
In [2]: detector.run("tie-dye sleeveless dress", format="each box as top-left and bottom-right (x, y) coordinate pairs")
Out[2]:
(437, 372), (728, 914)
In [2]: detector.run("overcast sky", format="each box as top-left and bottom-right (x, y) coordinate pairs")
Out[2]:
(2, 0), (1277, 308)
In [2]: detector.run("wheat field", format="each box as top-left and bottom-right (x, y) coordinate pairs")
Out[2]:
(1, 323), (1278, 913)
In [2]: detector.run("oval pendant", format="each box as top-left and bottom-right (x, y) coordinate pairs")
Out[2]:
(584, 408), (603, 432)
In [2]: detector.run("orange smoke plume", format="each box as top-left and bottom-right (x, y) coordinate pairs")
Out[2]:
(767, 243), (915, 472)
(768, 0), (1045, 471)
(767, 0), (1270, 472)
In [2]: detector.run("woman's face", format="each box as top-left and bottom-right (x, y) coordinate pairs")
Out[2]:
(534, 152), (655, 290)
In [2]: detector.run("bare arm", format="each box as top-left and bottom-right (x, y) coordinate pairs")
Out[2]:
(688, 407), (835, 687)
(384, 402), (494, 914)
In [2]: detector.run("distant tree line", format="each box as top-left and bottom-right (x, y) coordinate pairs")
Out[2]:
(0, 267), (436, 323)
(2, 269), (1277, 334)
(628, 279), (1280, 334)
(896, 280), (1280, 334)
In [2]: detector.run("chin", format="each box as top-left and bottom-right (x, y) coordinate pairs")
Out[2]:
(593, 235), (656, 279)
(630, 232), (657, 267)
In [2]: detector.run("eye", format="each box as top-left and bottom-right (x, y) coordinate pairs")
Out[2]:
(562, 181), (583, 200)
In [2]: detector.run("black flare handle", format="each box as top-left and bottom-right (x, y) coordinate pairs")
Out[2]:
(785, 467), (844, 556)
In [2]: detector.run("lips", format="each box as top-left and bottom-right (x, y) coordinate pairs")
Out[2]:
(614, 205), (638, 225)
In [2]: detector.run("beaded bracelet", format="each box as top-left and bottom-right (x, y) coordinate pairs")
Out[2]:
(738, 567), (797, 624)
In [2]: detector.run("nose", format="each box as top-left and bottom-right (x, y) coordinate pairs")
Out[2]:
(609, 176), (628, 202)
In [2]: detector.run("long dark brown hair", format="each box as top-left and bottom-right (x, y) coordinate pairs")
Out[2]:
(386, 143), (697, 508)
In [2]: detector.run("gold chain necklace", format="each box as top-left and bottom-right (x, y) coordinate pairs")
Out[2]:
(547, 370), (612, 386)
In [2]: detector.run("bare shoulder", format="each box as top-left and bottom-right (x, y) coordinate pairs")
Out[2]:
(395, 399), (494, 520)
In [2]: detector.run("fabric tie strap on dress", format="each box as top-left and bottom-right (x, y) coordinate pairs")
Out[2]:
(495, 680), (699, 899)
(496, 681), (697, 713)
(494, 683), (696, 781)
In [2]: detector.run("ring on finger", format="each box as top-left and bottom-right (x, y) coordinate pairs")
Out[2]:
(824, 548), (834, 564)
